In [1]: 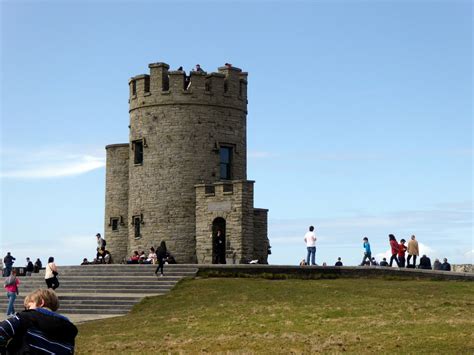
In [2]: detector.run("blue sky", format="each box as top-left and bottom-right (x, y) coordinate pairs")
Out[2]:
(1, 0), (472, 267)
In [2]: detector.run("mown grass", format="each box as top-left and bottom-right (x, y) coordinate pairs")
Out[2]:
(76, 278), (474, 354)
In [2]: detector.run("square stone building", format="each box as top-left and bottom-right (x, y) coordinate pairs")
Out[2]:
(104, 62), (269, 264)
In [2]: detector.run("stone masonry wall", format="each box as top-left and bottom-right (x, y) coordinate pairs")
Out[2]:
(195, 181), (256, 264)
(253, 208), (269, 263)
(104, 144), (129, 263)
(104, 62), (269, 264)
(126, 63), (248, 263)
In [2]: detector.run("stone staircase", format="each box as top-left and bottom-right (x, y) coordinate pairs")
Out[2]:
(1, 264), (198, 321)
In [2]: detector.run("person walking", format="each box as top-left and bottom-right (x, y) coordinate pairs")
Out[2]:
(0, 289), (78, 354)
(304, 226), (317, 265)
(25, 257), (34, 276)
(4, 270), (20, 316)
(155, 241), (167, 277)
(3, 252), (15, 277)
(407, 235), (419, 268)
(360, 237), (373, 266)
(398, 239), (408, 267)
(44, 257), (59, 290)
(388, 234), (400, 267)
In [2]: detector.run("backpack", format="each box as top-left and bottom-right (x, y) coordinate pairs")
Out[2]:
(4, 276), (16, 287)
(103, 239), (106, 247)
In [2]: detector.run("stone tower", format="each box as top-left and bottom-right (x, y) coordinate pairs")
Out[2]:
(104, 62), (269, 264)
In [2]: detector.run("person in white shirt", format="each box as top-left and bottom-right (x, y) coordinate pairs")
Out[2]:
(304, 226), (317, 265)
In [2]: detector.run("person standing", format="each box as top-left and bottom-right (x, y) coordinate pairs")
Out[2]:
(155, 241), (167, 277)
(0, 289), (78, 354)
(304, 226), (317, 266)
(3, 252), (15, 277)
(407, 235), (419, 268)
(96, 233), (106, 250)
(212, 230), (226, 264)
(360, 237), (373, 266)
(25, 257), (34, 276)
(44, 257), (59, 290)
(388, 234), (400, 267)
(398, 239), (408, 267)
(4, 270), (20, 316)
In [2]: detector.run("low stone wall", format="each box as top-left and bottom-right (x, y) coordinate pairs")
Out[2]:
(196, 265), (474, 281)
(452, 264), (474, 273)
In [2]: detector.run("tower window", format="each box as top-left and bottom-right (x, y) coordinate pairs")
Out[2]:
(111, 217), (119, 231)
(132, 80), (137, 96)
(219, 146), (232, 180)
(132, 140), (144, 165)
(132, 215), (142, 239)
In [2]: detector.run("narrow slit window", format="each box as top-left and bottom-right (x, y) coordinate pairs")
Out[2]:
(133, 216), (141, 239)
(133, 140), (143, 165)
(219, 146), (232, 180)
(111, 218), (119, 231)
(132, 80), (137, 95)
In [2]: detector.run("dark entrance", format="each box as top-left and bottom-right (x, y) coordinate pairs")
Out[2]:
(212, 217), (226, 264)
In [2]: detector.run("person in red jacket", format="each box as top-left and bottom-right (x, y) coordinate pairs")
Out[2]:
(389, 234), (400, 267)
(398, 238), (408, 267)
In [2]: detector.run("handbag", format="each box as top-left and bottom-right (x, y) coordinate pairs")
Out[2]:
(53, 271), (58, 277)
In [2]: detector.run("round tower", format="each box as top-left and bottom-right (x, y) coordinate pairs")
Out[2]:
(127, 62), (248, 262)
(104, 143), (129, 263)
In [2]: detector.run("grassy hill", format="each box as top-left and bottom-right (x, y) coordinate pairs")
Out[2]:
(76, 278), (473, 354)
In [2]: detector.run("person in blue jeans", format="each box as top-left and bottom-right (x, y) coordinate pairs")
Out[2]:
(360, 237), (373, 266)
(304, 226), (317, 265)
(4, 270), (20, 316)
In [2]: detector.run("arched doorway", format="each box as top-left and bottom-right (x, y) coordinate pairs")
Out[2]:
(212, 217), (226, 264)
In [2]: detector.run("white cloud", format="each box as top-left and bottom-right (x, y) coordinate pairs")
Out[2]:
(0, 148), (105, 179)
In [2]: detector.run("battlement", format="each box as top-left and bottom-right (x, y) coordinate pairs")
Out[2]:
(129, 62), (248, 112)
(195, 180), (255, 199)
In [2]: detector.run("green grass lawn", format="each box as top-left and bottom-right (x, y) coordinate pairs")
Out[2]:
(76, 278), (474, 354)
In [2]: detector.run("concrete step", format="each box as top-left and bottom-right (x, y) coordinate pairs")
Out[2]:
(1, 264), (198, 322)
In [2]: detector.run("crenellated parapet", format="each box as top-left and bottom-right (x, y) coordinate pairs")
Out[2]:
(129, 62), (248, 113)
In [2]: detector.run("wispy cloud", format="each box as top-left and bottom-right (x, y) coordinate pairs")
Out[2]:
(0, 148), (105, 179)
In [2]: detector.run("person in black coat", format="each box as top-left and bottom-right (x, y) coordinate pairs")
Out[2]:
(418, 254), (432, 269)
(25, 257), (34, 276)
(155, 241), (167, 277)
(213, 230), (226, 264)
(441, 258), (451, 271)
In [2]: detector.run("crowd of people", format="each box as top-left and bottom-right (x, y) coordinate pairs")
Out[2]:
(302, 226), (453, 271)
